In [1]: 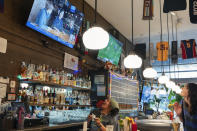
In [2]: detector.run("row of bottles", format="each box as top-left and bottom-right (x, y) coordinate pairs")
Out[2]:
(20, 62), (91, 89)
(18, 85), (90, 106)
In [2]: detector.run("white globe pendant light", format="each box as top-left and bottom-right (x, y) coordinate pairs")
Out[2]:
(123, 0), (142, 69)
(143, 11), (157, 79)
(158, 74), (169, 84)
(165, 81), (175, 89)
(143, 67), (157, 78)
(124, 54), (142, 68)
(83, 27), (109, 50)
(82, 0), (109, 50)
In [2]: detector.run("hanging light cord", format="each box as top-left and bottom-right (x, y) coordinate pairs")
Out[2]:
(167, 13), (171, 80)
(149, 12), (151, 65)
(132, 0), (134, 45)
(94, 0), (97, 24)
(171, 14), (175, 41)
(159, 0), (164, 74)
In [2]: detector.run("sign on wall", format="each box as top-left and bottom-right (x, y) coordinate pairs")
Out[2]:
(64, 52), (78, 71)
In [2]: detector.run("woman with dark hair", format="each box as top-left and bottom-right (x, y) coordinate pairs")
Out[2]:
(174, 83), (197, 131)
(87, 98), (119, 131)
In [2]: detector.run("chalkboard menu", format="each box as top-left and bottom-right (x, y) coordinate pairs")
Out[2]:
(109, 72), (138, 109)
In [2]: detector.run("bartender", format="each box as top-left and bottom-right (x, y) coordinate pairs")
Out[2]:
(87, 98), (119, 131)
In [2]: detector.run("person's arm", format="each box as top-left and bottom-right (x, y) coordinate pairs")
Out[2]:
(174, 102), (183, 122)
(95, 118), (106, 131)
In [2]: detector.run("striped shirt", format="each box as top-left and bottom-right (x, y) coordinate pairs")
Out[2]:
(182, 101), (197, 131)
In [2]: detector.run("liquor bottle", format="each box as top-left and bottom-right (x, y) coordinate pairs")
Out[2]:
(52, 69), (56, 84)
(64, 73), (68, 86)
(47, 88), (51, 104)
(45, 89), (48, 104)
(40, 89), (44, 104)
(88, 75), (91, 89)
(34, 89), (38, 104)
(48, 88), (51, 104)
(67, 73), (70, 86)
(21, 62), (27, 79)
(30, 90), (34, 104)
(56, 89), (60, 105)
(73, 75), (77, 86)
(42, 64), (46, 82)
(53, 88), (56, 104)
(56, 70), (60, 84)
(45, 65), (50, 82)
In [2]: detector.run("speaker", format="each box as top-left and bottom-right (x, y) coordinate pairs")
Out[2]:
(134, 43), (146, 59)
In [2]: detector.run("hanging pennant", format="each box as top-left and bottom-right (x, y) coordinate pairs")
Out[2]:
(171, 41), (178, 63)
(143, 0), (154, 20)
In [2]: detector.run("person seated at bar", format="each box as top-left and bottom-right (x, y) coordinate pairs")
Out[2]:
(35, 0), (54, 30)
(52, 10), (64, 32)
(87, 97), (119, 131)
(174, 83), (197, 131)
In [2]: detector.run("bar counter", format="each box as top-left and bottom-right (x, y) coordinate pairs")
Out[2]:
(16, 122), (84, 131)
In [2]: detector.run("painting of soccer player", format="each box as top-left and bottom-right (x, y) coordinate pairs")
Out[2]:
(35, 0), (54, 30)
(52, 10), (64, 32)
(174, 83), (197, 131)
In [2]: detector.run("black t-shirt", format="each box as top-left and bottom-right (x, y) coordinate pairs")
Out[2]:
(163, 0), (187, 13)
(189, 0), (197, 23)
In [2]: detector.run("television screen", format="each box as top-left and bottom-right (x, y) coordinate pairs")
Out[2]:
(97, 35), (122, 65)
(26, 0), (84, 48)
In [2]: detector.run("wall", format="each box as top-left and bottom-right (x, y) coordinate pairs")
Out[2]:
(0, 0), (130, 79)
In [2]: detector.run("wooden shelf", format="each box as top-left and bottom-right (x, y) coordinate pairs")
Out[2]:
(20, 79), (91, 91)
(29, 103), (91, 107)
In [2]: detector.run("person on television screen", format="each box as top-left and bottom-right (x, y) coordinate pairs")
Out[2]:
(52, 10), (64, 32)
(35, 0), (54, 30)
(174, 83), (197, 131)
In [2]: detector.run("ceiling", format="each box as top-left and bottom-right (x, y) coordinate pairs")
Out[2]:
(85, 0), (197, 43)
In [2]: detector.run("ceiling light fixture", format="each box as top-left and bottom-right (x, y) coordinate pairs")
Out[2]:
(158, 73), (169, 84)
(124, 0), (142, 69)
(82, 0), (109, 50)
(143, 6), (157, 78)
(165, 80), (175, 89)
(158, 0), (169, 84)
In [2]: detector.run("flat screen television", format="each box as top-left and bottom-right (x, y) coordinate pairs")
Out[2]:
(26, 0), (84, 48)
(97, 35), (122, 65)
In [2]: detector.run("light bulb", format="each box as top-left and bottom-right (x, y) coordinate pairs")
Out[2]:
(124, 54), (142, 68)
(158, 74), (169, 84)
(82, 27), (109, 50)
(143, 67), (157, 78)
(165, 81), (175, 89)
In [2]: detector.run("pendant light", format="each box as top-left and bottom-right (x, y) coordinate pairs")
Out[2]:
(158, 0), (169, 84)
(124, 0), (142, 69)
(82, 0), (109, 50)
(165, 13), (175, 88)
(143, 7), (157, 79)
